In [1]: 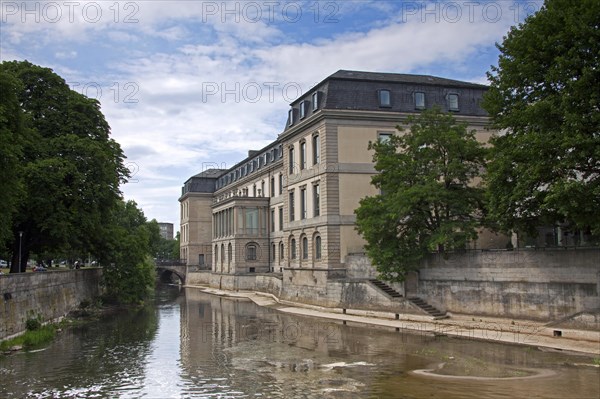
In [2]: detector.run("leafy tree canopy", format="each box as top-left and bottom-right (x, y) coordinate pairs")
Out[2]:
(0, 60), (129, 272)
(483, 0), (600, 235)
(99, 200), (157, 304)
(355, 108), (487, 282)
(0, 71), (26, 246)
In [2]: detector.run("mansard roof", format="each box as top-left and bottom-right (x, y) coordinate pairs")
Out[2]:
(328, 70), (488, 90)
(284, 69), (489, 129)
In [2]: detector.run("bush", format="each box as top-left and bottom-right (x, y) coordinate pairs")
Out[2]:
(26, 316), (42, 331)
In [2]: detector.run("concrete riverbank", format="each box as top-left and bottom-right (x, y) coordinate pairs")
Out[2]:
(186, 284), (600, 356)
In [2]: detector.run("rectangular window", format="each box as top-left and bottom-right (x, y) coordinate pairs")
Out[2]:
(300, 141), (306, 170)
(312, 92), (319, 111)
(447, 93), (459, 111)
(289, 147), (295, 174)
(270, 177), (275, 197)
(313, 183), (320, 217)
(378, 132), (393, 143)
(270, 209), (275, 232)
(378, 89), (391, 107)
(278, 207), (283, 231)
(415, 92), (425, 109)
(278, 173), (283, 195)
(288, 108), (294, 126)
(299, 101), (307, 119)
(312, 134), (320, 164)
(247, 245), (257, 261)
(289, 191), (295, 222)
(300, 187), (307, 219)
(245, 208), (258, 235)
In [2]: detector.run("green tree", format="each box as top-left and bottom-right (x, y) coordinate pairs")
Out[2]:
(0, 61), (129, 272)
(100, 200), (156, 304)
(483, 0), (600, 236)
(0, 71), (26, 247)
(355, 108), (487, 282)
(171, 231), (180, 260)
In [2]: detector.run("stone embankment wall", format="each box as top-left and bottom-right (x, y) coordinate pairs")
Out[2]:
(186, 269), (420, 314)
(0, 269), (102, 340)
(187, 249), (600, 322)
(417, 248), (600, 321)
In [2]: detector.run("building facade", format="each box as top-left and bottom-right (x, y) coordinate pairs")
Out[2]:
(179, 70), (503, 285)
(158, 222), (174, 240)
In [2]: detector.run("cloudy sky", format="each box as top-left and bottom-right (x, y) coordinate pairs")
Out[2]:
(1, 0), (542, 230)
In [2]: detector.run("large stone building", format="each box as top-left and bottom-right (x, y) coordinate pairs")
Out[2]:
(179, 70), (503, 287)
(158, 222), (174, 240)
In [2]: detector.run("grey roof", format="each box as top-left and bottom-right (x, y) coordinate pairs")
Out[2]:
(192, 169), (227, 179)
(329, 70), (489, 89)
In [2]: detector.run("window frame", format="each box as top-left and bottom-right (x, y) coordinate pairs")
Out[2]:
(300, 140), (306, 170)
(302, 236), (308, 260)
(289, 190), (295, 222)
(313, 183), (320, 217)
(299, 100), (307, 119)
(414, 91), (425, 109)
(312, 91), (319, 111)
(447, 93), (459, 111)
(300, 186), (307, 220)
(315, 235), (322, 260)
(246, 243), (257, 261)
(378, 89), (391, 107)
(312, 133), (320, 165)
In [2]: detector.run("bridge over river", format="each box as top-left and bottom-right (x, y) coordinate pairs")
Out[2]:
(155, 260), (188, 283)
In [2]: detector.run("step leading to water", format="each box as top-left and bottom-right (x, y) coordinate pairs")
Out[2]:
(408, 296), (448, 319)
(368, 279), (402, 298)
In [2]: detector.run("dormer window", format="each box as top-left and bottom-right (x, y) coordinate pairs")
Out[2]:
(299, 101), (308, 119)
(447, 93), (459, 111)
(312, 92), (319, 111)
(378, 89), (391, 107)
(288, 108), (294, 126)
(415, 92), (425, 109)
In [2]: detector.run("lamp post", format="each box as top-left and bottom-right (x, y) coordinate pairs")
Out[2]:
(18, 231), (23, 272)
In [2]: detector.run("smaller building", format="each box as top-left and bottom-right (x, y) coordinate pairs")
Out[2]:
(158, 222), (174, 240)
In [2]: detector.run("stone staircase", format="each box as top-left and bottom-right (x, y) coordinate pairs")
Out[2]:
(368, 279), (402, 298)
(408, 297), (448, 319)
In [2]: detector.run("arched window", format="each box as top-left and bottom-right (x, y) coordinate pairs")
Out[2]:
(221, 244), (225, 267)
(228, 243), (232, 266)
(279, 241), (284, 263)
(214, 244), (218, 271)
(314, 235), (322, 260)
(302, 236), (308, 259)
(246, 243), (258, 261)
(290, 238), (297, 259)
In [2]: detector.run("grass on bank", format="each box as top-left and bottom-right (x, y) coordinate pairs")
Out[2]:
(0, 324), (56, 352)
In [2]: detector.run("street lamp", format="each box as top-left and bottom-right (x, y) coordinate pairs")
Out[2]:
(18, 231), (23, 272)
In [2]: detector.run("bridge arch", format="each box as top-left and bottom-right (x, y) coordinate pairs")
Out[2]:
(155, 261), (187, 284)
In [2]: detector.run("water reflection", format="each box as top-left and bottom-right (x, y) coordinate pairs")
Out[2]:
(0, 285), (598, 399)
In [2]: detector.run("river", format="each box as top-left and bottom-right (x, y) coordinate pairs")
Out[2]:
(1, 285), (598, 398)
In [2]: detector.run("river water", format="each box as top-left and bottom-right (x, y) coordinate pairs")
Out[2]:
(1, 285), (598, 398)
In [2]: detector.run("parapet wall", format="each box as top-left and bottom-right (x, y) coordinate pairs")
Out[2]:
(0, 269), (102, 340)
(418, 248), (600, 321)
